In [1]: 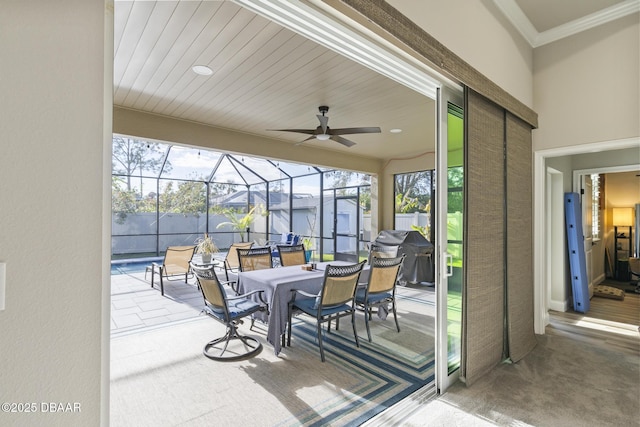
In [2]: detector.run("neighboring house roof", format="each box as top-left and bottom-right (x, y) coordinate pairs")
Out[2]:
(209, 190), (315, 210)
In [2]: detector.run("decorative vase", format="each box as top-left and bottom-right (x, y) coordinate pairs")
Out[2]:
(201, 253), (212, 264)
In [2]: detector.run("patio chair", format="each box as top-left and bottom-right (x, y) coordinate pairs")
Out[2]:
(368, 243), (398, 263)
(191, 264), (269, 361)
(237, 246), (273, 272)
(218, 242), (253, 283)
(146, 245), (196, 296)
(267, 233), (301, 266)
(287, 261), (366, 362)
(277, 244), (307, 267)
(355, 255), (404, 342)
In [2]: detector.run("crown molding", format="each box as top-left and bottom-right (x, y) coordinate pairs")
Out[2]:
(494, 0), (640, 48)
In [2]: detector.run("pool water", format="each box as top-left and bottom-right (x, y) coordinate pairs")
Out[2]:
(111, 259), (160, 275)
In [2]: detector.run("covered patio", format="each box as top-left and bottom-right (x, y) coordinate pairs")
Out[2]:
(110, 259), (437, 425)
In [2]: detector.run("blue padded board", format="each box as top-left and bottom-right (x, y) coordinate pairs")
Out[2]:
(564, 192), (590, 313)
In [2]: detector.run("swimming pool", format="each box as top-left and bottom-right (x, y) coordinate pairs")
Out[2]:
(111, 259), (161, 275)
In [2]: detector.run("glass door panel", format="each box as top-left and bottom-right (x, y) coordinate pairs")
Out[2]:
(334, 197), (359, 262)
(436, 85), (464, 393)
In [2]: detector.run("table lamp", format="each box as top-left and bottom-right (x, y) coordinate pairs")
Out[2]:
(613, 208), (633, 280)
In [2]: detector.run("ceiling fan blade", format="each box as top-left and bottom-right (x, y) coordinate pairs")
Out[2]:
(294, 135), (316, 146)
(330, 135), (356, 147)
(328, 127), (381, 135)
(316, 114), (329, 134)
(269, 128), (316, 135)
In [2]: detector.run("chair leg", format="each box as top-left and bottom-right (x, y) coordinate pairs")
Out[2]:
(351, 310), (360, 348)
(287, 304), (293, 346)
(392, 300), (400, 333)
(150, 265), (155, 289)
(317, 321), (325, 362)
(159, 267), (165, 296)
(364, 304), (372, 342)
(202, 322), (262, 361)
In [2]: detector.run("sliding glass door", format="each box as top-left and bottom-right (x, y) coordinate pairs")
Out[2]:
(436, 85), (465, 392)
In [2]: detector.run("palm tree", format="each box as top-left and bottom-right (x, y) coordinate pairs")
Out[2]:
(216, 205), (266, 242)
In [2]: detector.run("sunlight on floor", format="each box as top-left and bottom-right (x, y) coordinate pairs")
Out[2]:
(573, 316), (639, 336)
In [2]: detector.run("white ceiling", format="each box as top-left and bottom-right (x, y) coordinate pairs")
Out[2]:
(496, 0), (638, 47)
(113, 1), (637, 161)
(114, 1), (434, 161)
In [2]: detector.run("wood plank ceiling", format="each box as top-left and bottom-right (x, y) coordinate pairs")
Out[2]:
(113, 1), (436, 161)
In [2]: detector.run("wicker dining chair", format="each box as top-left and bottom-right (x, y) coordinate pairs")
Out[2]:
(217, 241), (253, 282)
(368, 243), (399, 263)
(237, 246), (273, 272)
(277, 244), (307, 267)
(191, 263), (268, 361)
(287, 261), (366, 362)
(355, 255), (405, 342)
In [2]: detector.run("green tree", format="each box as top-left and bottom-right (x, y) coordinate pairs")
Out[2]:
(395, 171), (433, 213)
(112, 176), (138, 224)
(447, 166), (464, 213)
(216, 204), (268, 242)
(112, 136), (171, 194)
(159, 178), (207, 216)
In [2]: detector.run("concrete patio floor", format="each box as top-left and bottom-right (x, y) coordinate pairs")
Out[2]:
(110, 268), (205, 336)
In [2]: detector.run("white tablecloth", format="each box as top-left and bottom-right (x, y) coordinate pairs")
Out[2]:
(237, 261), (367, 355)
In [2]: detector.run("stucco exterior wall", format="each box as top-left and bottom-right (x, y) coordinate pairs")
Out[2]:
(0, 1), (110, 426)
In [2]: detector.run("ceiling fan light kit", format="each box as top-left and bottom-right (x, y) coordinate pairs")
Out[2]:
(269, 105), (381, 147)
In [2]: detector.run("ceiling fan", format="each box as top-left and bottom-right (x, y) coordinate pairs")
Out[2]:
(270, 106), (381, 148)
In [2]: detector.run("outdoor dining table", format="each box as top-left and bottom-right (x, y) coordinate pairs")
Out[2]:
(237, 261), (368, 356)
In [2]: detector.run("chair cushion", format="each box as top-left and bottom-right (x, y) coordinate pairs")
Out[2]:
(228, 298), (264, 318)
(355, 288), (392, 304)
(205, 298), (263, 321)
(294, 297), (351, 316)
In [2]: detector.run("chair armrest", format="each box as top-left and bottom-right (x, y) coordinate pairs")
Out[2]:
(290, 289), (319, 299)
(229, 289), (269, 308)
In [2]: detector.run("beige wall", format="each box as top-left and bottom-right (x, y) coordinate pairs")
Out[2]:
(533, 13), (640, 151)
(387, 0), (534, 107)
(605, 170), (640, 208)
(0, 1), (109, 426)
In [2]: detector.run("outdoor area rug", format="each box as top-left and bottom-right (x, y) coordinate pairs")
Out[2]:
(110, 289), (434, 426)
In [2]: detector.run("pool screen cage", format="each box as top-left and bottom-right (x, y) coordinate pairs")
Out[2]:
(111, 135), (372, 262)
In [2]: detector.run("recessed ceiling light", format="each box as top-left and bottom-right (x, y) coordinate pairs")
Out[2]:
(192, 65), (213, 76)
(390, 128), (403, 134)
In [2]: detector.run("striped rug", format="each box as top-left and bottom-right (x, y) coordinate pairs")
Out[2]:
(110, 288), (435, 427)
(279, 311), (435, 426)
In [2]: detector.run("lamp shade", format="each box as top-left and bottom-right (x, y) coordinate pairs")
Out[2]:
(612, 207), (633, 226)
